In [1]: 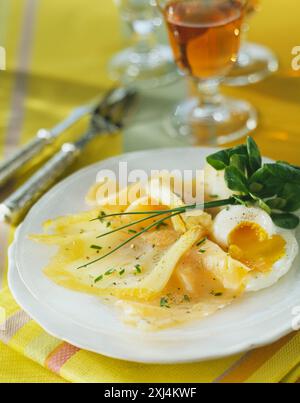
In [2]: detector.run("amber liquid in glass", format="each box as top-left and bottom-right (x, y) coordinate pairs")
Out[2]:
(165, 0), (244, 79)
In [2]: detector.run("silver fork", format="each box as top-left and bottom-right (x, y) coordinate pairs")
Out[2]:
(0, 101), (96, 188)
(0, 87), (137, 225)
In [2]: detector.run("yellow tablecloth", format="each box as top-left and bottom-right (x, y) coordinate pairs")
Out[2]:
(0, 0), (299, 383)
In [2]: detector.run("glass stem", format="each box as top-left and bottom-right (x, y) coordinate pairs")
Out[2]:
(195, 80), (223, 109)
(128, 21), (156, 54)
(135, 33), (156, 54)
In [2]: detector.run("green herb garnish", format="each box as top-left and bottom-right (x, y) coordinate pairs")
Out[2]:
(90, 245), (102, 250)
(76, 137), (299, 270)
(160, 297), (170, 308)
(183, 295), (190, 302)
(196, 237), (207, 247)
(119, 269), (125, 276)
(211, 291), (223, 297)
(271, 213), (300, 230)
(206, 137), (300, 230)
(94, 275), (103, 283)
(98, 211), (106, 221)
(134, 264), (142, 274)
(247, 136), (262, 174)
(77, 211), (182, 269)
(156, 221), (168, 230)
(104, 268), (115, 276)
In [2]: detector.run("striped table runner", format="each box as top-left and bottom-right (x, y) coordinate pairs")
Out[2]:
(1, 287), (300, 383)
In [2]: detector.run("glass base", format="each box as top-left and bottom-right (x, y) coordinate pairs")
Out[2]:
(164, 96), (258, 146)
(108, 45), (178, 89)
(225, 42), (279, 86)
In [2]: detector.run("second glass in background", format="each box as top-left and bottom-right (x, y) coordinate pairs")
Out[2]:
(109, 0), (178, 88)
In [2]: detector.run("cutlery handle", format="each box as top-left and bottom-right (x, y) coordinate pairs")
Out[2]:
(0, 130), (53, 187)
(0, 143), (80, 225)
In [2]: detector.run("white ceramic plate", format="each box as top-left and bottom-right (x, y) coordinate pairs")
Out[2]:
(9, 148), (300, 364)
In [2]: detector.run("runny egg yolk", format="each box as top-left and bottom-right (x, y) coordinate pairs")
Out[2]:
(228, 222), (286, 273)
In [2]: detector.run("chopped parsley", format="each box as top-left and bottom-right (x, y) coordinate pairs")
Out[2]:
(128, 229), (137, 234)
(119, 269), (125, 276)
(98, 211), (106, 222)
(196, 237), (207, 247)
(156, 222), (168, 230)
(134, 264), (142, 274)
(90, 245), (102, 250)
(160, 297), (170, 308)
(104, 268), (115, 276)
(94, 275), (103, 283)
(211, 291), (223, 297)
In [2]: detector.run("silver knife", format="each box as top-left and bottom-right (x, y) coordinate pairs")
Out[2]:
(0, 96), (105, 188)
(0, 87), (137, 225)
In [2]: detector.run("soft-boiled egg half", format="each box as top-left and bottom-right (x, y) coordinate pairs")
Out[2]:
(212, 205), (299, 292)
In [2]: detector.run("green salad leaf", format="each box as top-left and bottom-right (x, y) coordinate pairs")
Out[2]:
(206, 136), (300, 229)
(271, 213), (300, 230)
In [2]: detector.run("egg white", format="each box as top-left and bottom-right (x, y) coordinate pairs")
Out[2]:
(245, 229), (298, 292)
(212, 205), (299, 292)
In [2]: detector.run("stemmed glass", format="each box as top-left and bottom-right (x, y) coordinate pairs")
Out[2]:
(157, 0), (258, 145)
(225, 0), (279, 86)
(109, 0), (178, 88)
